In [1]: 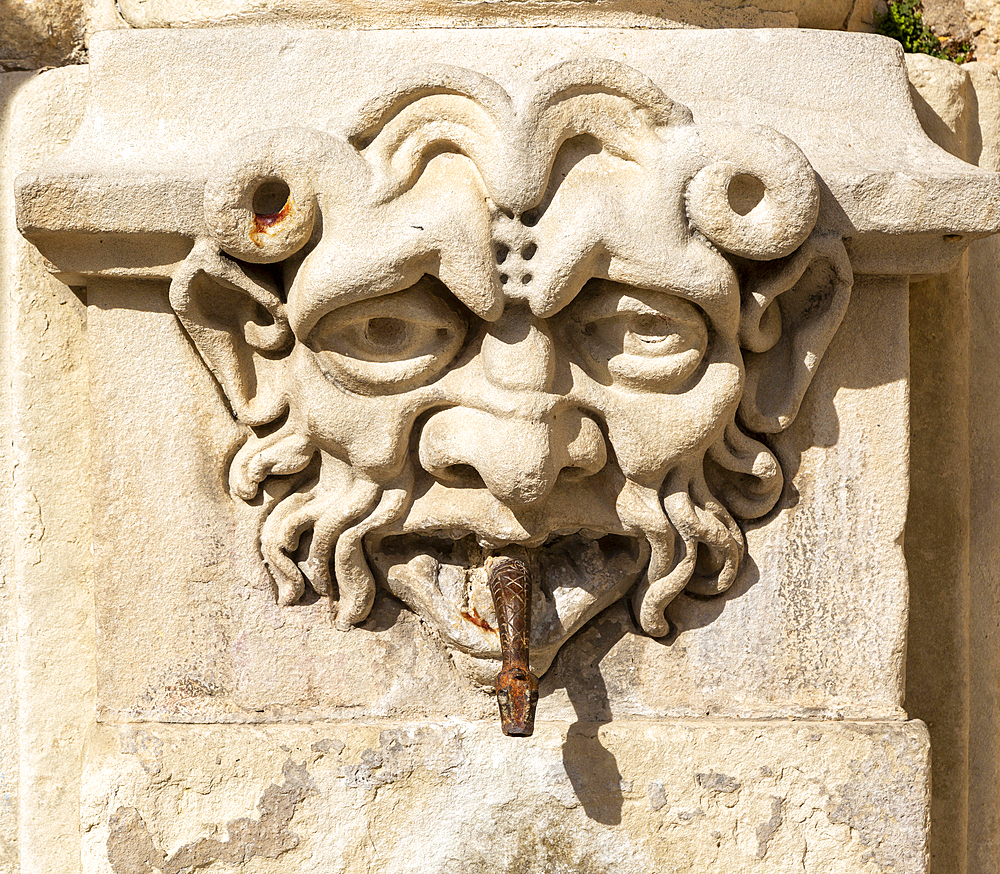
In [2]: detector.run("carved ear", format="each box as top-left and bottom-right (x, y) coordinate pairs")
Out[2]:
(738, 235), (853, 433)
(169, 239), (292, 426)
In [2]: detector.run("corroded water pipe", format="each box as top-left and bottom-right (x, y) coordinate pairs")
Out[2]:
(485, 554), (539, 736)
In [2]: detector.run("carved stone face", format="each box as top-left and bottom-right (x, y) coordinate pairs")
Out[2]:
(285, 239), (743, 677)
(171, 59), (851, 681)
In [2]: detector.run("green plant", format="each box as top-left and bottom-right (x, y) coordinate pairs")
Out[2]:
(877, 0), (975, 63)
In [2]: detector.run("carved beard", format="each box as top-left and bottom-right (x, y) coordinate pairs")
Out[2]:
(230, 403), (779, 681)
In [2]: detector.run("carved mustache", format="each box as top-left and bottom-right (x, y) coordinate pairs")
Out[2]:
(247, 423), (743, 642)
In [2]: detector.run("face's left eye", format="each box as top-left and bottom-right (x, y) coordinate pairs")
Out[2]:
(308, 275), (467, 393)
(569, 279), (708, 391)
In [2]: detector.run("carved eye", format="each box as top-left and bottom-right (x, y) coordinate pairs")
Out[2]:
(571, 280), (708, 390)
(308, 276), (466, 393)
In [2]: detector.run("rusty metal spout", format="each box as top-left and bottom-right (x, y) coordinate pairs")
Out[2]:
(486, 553), (539, 737)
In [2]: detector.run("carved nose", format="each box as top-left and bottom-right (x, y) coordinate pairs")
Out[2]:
(418, 408), (607, 506)
(481, 310), (554, 393)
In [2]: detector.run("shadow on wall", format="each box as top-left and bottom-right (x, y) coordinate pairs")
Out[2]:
(552, 614), (628, 825)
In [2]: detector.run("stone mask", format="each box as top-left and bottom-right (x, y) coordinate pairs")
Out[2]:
(169, 58), (852, 683)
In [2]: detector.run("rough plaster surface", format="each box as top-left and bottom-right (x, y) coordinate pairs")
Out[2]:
(81, 720), (930, 874)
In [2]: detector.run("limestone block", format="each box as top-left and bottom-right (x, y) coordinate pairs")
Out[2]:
(81, 720), (930, 874)
(14, 27), (960, 727)
(0, 68), (24, 874)
(15, 26), (998, 874)
(898, 53), (1000, 874)
(84, 270), (911, 724)
(101, 0), (880, 30)
(2, 65), (93, 874)
(0, 0), (85, 72)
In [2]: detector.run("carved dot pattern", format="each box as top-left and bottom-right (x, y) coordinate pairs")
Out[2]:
(493, 238), (536, 286)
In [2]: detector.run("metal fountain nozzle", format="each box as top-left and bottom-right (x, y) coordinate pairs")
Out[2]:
(486, 552), (539, 737)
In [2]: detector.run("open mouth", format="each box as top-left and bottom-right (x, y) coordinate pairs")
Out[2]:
(366, 529), (649, 677)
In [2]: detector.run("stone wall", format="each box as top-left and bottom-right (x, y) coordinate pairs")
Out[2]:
(0, 0), (84, 71)
(925, 0), (1000, 68)
(2, 3), (998, 874)
(902, 53), (1000, 874)
(4, 0), (883, 70)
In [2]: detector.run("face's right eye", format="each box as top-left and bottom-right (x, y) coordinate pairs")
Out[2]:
(308, 275), (467, 393)
(569, 279), (708, 391)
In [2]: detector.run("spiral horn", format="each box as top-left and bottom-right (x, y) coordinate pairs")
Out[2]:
(203, 127), (354, 264)
(685, 124), (819, 261)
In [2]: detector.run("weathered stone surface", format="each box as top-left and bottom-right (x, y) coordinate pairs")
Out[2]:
(0, 68), (25, 874)
(84, 270), (909, 724)
(13, 23), (997, 874)
(0, 0), (85, 72)
(963, 65), (1000, 871)
(18, 27), (961, 726)
(922, 0), (1000, 69)
(964, 0), (1000, 66)
(104, 0), (878, 30)
(902, 51), (1000, 874)
(81, 720), (930, 874)
(2, 65), (93, 874)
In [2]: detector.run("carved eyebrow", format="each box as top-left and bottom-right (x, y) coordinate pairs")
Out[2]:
(287, 259), (435, 336)
(294, 270), (474, 337)
(570, 283), (704, 320)
(592, 248), (742, 336)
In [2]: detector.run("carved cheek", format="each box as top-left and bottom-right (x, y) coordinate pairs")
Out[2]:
(604, 356), (744, 484)
(284, 344), (435, 478)
(562, 280), (743, 481)
(281, 275), (469, 476)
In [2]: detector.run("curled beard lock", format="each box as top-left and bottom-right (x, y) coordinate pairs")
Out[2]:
(230, 399), (782, 638)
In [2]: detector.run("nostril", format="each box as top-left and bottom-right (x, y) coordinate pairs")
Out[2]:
(440, 463), (485, 487)
(423, 457), (487, 488)
(560, 465), (594, 483)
